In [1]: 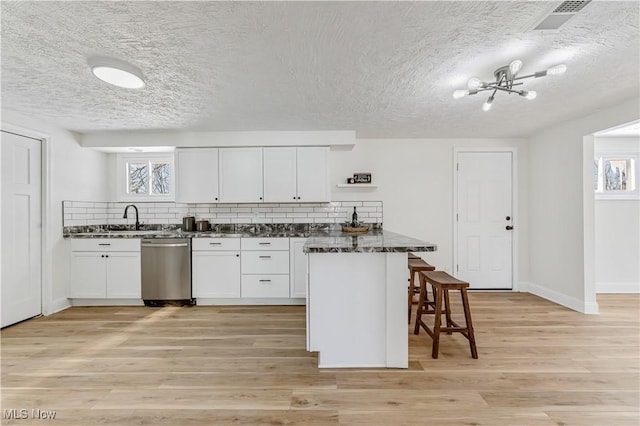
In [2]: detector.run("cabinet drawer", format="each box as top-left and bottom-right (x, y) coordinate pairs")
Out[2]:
(241, 274), (290, 298)
(192, 238), (241, 251)
(241, 238), (289, 251)
(241, 251), (289, 274)
(70, 238), (140, 252)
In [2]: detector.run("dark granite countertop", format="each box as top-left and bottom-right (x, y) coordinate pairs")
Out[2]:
(303, 230), (437, 253)
(63, 223), (383, 239)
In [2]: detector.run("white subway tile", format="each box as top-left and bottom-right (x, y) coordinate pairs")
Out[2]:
(231, 208), (252, 213)
(93, 214), (109, 219)
(272, 218), (290, 223)
(217, 213), (238, 218)
(260, 203), (280, 208)
(363, 201), (382, 207)
(152, 208), (169, 214)
(211, 208), (231, 213)
(191, 208), (210, 213)
(254, 208), (273, 213)
(273, 208), (293, 213)
(73, 213), (94, 220)
(356, 207), (377, 213)
(66, 207), (87, 214)
(369, 213), (382, 218)
(293, 217), (312, 223)
(286, 213), (309, 218)
(265, 213), (287, 218)
(87, 219), (105, 225)
(308, 213), (328, 218)
(65, 219), (87, 226)
(210, 218), (231, 224)
(72, 202), (95, 208)
(155, 214), (176, 219)
(296, 208), (314, 213)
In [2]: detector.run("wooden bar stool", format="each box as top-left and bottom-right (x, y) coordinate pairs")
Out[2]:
(408, 252), (420, 260)
(407, 258), (435, 323)
(414, 270), (478, 359)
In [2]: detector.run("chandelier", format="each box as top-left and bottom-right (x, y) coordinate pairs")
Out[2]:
(453, 60), (567, 111)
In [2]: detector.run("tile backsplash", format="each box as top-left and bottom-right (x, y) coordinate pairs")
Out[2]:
(63, 200), (383, 227)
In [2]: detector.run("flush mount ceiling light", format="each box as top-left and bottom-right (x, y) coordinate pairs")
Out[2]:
(89, 57), (146, 89)
(453, 60), (566, 111)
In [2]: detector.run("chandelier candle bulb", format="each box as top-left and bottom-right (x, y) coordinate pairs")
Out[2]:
(547, 64), (567, 75)
(453, 90), (468, 99)
(509, 59), (523, 74)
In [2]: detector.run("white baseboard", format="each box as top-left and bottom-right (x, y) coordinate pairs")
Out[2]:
(596, 281), (640, 293)
(520, 281), (599, 314)
(46, 297), (71, 315)
(196, 298), (305, 306)
(69, 299), (145, 306)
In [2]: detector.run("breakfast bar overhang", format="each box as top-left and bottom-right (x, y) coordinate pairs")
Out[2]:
(303, 231), (437, 368)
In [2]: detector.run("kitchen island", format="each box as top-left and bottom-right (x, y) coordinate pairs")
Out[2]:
(303, 230), (436, 368)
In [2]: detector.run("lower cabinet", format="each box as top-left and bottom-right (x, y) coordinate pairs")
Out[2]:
(289, 238), (308, 298)
(70, 239), (141, 299)
(192, 238), (241, 298)
(241, 237), (290, 298)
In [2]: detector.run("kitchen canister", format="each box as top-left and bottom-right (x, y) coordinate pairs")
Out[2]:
(196, 220), (211, 232)
(182, 215), (196, 232)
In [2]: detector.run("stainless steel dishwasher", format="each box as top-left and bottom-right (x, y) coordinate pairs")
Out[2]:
(141, 238), (193, 305)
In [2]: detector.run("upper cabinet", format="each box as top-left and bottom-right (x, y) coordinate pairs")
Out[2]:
(175, 148), (219, 203)
(296, 147), (330, 202)
(263, 147), (297, 202)
(219, 147), (264, 203)
(175, 146), (329, 204)
(263, 147), (329, 203)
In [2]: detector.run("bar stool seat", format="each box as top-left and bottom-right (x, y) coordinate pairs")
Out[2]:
(414, 270), (478, 359)
(407, 258), (435, 323)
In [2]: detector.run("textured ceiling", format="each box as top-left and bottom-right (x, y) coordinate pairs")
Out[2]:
(1, 1), (639, 139)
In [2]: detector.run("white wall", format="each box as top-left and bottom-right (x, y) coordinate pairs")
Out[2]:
(1, 111), (111, 314)
(330, 138), (529, 284)
(594, 136), (640, 293)
(527, 98), (640, 313)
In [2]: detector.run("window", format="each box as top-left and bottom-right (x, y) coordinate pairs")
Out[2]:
(117, 154), (174, 201)
(594, 153), (639, 199)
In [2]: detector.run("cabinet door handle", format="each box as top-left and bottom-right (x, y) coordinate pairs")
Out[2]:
(98, 243), (111, 246)
(259, 255), (272, 259)
(258, 242), (271, 245)
(259, 279), (272, 283)
(209, 242), (222, 245)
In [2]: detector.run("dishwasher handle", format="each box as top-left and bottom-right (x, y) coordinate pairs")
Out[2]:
(141, 242), (189, 248)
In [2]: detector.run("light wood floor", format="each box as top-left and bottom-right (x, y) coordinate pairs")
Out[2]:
(1, 293), (638, 425)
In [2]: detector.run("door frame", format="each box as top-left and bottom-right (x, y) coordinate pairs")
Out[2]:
(1, 122), (53, 317)
(452, 147), (519, 291)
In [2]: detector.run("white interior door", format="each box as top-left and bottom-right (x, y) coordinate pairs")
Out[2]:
(456, 151), (513, 289)
(1, 130), (42, 327)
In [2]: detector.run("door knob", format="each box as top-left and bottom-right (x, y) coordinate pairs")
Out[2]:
(506, 225), (513, 230)
(506, 216), (511, 221)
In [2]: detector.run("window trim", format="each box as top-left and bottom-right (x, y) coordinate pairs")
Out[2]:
(594, 152), (639, 200)
(116, 153), (175, 201)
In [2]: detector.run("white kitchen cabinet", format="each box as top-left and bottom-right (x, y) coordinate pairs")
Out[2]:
(192, 238), (241, 298)
(263, 147), (297, 202)
(193, 252), (241, 298)
(70, 239), (141, 299)
(240, 237), (290, 298)
(289, 238), (307, 298)
(296, 147), (330, 202)
(263, 147), (330, 202)
(175, 148), (219, 203)
(219, 147), (263, 203)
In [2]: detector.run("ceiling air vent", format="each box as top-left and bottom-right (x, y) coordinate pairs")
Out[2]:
(531, 0), (591, 31)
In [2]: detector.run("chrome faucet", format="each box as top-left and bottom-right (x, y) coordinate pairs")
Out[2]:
(123, 204), (141, 230)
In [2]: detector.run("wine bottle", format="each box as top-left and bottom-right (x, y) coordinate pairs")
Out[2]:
(351, 206), (358, 226)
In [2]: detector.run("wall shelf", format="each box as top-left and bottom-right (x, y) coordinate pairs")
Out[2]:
(336, 183), (378, 188)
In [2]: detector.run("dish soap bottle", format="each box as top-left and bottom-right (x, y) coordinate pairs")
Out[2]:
(351, 206), (358, 227)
